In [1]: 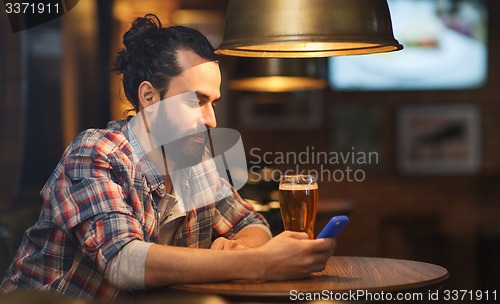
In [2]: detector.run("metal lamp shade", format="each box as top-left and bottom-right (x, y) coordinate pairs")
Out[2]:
(216, 0), (403, 58)
(228, 58), (327, 92)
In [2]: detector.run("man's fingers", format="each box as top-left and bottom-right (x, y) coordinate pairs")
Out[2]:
(310, 238), (336, 253)
(227, 240), (239, 250)
(210, 237), (228, 250)
(308, 251), (334, 272)
(211, 237), (246, 250)
(284, 231), (310, 240)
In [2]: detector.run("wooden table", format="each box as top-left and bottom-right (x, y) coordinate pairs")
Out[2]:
(171, 256), (449, 303)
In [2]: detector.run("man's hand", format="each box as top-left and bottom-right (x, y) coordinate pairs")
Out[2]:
(210, 226), (271, 250)
(251, 231), (336, 281)
(210, 237), (248, 250)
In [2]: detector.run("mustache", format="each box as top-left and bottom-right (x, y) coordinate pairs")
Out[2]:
(179, 126), (210, 138)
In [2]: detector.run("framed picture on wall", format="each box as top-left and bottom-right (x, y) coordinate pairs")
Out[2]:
(397, 104), (481, 175)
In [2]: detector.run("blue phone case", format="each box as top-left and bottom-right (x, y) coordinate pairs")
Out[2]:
(316, 215), (349, 239)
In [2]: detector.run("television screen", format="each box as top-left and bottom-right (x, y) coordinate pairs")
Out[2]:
(329, 0), (488, 91)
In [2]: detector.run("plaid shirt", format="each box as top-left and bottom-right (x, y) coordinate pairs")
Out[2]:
(0, 119), (268, 301)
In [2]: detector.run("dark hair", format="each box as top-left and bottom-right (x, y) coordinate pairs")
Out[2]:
(114, 14), (218, 111)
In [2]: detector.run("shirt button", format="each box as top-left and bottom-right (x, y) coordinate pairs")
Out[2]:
(159, 184), (165, 190)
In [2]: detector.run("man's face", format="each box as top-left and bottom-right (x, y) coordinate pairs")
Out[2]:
(161, 50), (221, 169)
(163, 49), (221, 128)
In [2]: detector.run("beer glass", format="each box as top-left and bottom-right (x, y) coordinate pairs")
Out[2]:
(279, 174), (318, 239)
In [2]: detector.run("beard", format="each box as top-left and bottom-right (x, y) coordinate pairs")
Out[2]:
(163, 132), (208, 170)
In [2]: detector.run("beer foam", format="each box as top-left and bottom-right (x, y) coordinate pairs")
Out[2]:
(279, 183), (318, 190)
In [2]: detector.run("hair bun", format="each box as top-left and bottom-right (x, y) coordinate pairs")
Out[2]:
(123, 14), (162, 50)
(114, 14), (163, 73)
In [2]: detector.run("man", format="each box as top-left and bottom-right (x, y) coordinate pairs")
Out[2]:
(0, 14), (336, 301)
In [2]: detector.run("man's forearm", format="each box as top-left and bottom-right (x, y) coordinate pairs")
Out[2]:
(144, 244), (259, 287)
(233, 225), (271, 248)
(144, 225), (270, 287)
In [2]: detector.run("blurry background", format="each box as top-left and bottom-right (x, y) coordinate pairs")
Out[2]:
(0, 0), (499, 294)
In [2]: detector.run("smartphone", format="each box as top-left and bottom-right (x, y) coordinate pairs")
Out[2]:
(316, 215), (349, 239)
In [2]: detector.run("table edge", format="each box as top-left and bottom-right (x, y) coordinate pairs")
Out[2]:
(171, 256), (449, 299)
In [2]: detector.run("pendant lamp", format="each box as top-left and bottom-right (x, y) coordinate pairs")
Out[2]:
(215, 0), (403, 58)
(228, 58), (327, 92)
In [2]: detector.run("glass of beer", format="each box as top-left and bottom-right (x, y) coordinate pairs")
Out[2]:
(279, 174), (318, 239)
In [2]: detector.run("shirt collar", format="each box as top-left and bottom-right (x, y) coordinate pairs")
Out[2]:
(119, 118), (165, 193)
